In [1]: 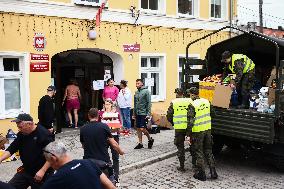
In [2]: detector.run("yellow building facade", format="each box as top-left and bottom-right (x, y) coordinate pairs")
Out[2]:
(0, 0), (237, 133)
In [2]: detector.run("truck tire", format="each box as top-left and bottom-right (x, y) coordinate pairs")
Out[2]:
(212, 135), (224, 156)
(272, 155), (284, 171)
(264, 144), (284, 172)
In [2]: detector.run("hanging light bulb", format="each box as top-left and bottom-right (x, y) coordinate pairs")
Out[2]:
(88, 26), (97, 40)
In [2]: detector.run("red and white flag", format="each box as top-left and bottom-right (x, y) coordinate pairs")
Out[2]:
(96, 0), (107, 27)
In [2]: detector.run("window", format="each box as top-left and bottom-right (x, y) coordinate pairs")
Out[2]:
(0, 55), (28, 119)
(140, 0), (165, 14)
(74, 0), (104, 6)
(210, 0), (227, 19)
(140, 56), (165, 101)
(178, 0), (193, 16)
(178, 56), (199, 88)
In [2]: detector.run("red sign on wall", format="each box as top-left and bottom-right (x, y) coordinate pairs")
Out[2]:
(30, 62), (49, 72)
(123, 44), (140, 52)
(31, 53), (49, 60)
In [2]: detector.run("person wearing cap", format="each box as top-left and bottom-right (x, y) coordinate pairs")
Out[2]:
(0, 113), (54, 189)
(38, 86), (56, 133)
(221, 51), (255, 108)
(186, 87), (218, 181)
(167, 88), (193, 172)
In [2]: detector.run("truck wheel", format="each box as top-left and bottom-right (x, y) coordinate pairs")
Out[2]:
(273, 155), (284, 171)
(212, 135), (224, 156)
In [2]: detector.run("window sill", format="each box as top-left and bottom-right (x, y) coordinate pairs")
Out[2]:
(209, 18), (228, 22)
(177, 14), (196, 19)
(140, 9), (166, 17)
(151, 98), (165, 103)
(0, 110), (23, 120)
(74, 0), (108, 7)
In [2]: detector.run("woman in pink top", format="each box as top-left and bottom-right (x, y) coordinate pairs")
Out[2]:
(62, 79), (81, 128)
(102, 78), (119, 102)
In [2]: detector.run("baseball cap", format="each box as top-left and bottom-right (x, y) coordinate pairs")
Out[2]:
(47, 86), (56, 92)
(186, 87), (199, 95)
(174, 88), (183, 94)
(11, 113), (33, 123)
(221, 51), (232, 62)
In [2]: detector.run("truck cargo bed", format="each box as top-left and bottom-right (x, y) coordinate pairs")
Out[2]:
(212, 107), (275, 144)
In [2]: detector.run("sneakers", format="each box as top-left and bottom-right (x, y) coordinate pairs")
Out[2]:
(115, 179), (120, 188)
(210, 167), (218, 179)
(193, 171), (207, 181)
(148, 138), (154, 149)
(134, 143), (144, 149)
(177, 166), (186, 172)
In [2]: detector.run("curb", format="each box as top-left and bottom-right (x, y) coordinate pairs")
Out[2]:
(120, 147), (190, 175)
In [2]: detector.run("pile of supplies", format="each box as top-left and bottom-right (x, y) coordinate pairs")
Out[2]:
(199, 73), (275, 113)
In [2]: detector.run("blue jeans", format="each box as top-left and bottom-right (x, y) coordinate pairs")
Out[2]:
(120, 107), (131, 129)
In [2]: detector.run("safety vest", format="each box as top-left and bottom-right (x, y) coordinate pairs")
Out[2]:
(172, 98), (193, 130)
(192, 98), (211, 133)
(229, 54), (255, 74)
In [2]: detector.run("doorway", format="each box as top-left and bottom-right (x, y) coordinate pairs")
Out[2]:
(51, 50), (114, 131)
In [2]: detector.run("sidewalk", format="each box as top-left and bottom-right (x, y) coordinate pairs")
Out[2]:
(0, 128), (178, 182)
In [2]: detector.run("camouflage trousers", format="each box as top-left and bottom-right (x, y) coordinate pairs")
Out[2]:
(191, 130), (216, 172)
(174, 130), (196, 168)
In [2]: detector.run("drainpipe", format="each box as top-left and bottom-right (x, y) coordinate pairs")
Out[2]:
(230, 0), (233, 38)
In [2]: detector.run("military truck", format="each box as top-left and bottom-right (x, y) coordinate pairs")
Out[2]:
(182, 26), (284, 170)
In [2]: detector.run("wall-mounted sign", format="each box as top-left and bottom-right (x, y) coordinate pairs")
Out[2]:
(123, 44), (140, 52)
(31, 53), (49, 60)
(33, 33), (46, 51)
(30, 62), (49, 72)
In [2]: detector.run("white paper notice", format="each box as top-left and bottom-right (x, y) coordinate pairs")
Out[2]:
(93, 80), (105, 90)
(145, 78), (154, 87)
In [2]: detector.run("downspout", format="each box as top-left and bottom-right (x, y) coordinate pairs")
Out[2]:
(230, 0), (233, 38)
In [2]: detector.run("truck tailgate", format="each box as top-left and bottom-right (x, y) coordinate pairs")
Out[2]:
(212, 107), (275, 144)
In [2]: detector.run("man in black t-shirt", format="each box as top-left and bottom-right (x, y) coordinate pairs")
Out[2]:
(80, 108), (124, 178)
(0, 114), (54, 189)
(42, 141), (115, 189)
(38, 86), (56, 133)
(0, 181), (15, 189)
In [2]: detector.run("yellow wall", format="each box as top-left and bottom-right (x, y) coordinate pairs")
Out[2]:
(200, 0), (210, 19)
(0, 12), (230, 134)
(45, 0), (237, 20)
(166, 0), (177, 16)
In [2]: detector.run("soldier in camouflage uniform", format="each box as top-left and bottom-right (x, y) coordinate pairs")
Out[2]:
(187, 87), (218, 181)
(167, 88), (193, 172)
(222, 51), (255, 108)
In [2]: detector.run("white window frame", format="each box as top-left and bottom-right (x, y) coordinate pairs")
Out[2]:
(209, 0), (228, 20)
(0, 52), (30, 120)
(177, 54), (200, 88)
(74, 0), (108, 7)
(139, 0), (166, 15)
(139, 53), (166, 102)
(177, 0), (199, 18)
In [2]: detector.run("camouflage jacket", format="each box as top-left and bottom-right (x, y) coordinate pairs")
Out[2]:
(223, 59), (254, 88)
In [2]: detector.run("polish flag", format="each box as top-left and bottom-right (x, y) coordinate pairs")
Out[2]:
(96, 1), (107, 27)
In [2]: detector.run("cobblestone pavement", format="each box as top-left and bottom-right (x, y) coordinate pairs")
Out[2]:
(0, 128), (175, 182)
(1, 129), (284, 189)
(120, 150), (284, 189)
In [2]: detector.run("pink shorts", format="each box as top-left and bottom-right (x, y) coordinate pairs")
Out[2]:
(66, 98), (80, 111)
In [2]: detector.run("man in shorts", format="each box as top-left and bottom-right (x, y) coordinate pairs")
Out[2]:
(133, 79), (154, 149)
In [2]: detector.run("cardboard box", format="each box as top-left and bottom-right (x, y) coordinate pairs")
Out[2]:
(267, 67), (276, 87)
(151, 109), (173, 129)
(268, 88), (276, 106)
(212, 84), (233, 109)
